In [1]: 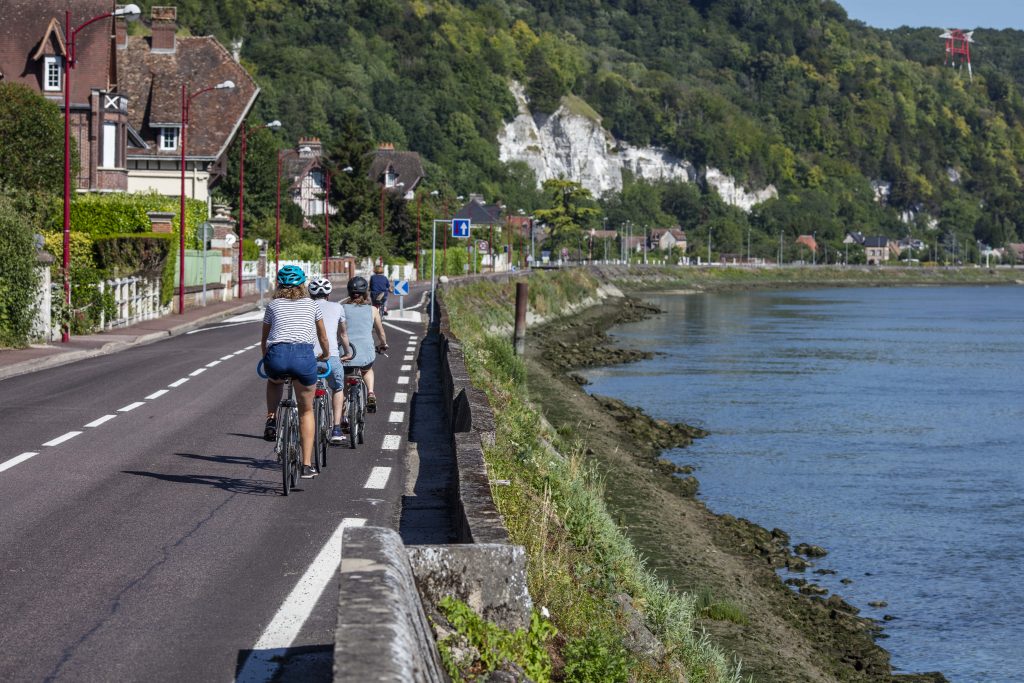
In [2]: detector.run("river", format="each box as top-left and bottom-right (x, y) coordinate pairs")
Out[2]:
(580, 285), (1024, 682)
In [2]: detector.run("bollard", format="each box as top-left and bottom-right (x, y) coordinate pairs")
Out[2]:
(513, 282), (528, 356)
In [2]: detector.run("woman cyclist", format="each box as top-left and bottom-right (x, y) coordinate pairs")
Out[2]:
(341, 276), (388, 425)
(307, 276), (353, 445)
(260, 265), (331, 479)
(369, 265), (392, 317)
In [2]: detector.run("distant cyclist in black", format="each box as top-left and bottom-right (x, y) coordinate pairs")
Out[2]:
(369, 265), (392, 317)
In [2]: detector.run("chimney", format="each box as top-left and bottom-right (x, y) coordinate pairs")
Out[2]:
(231, 38), (243, 63)
(151, 6), (176, 53)
(298, 137), (322, 159)
(114, 10), (127, 49)
(377, 142), (395, 151)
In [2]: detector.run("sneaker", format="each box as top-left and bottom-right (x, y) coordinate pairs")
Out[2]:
(367, 392), (377, 413)
(340, 419), (350, 434)
(329, 426), (346, 445)
(263, 416), (277, 442)
(300, 465), (317, 479)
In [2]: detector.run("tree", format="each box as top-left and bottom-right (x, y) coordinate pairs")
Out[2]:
(0, 83), (69, 195)
(533, 179), (600, 251)
(0, 196), (41, 346)
(216, 127), (282, 223)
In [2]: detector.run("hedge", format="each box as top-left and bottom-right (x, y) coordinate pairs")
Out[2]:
(0, 196), (41, 347)
(48, 192), (207, 247)
(93, 233), (175, 306)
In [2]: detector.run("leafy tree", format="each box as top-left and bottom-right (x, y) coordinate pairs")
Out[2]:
(534, 179), (600, 251)
(0, 196), (41, 346)
(0, 83), (70, 195)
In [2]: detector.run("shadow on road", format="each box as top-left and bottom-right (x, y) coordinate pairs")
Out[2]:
(122, 469), (281, 496)
(227, 432), (272, 441)
(177, 452), (278, 470)
(236, 644), (332, 682)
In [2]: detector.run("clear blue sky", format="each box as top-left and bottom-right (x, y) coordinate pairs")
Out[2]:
(836, 0), (1024, 30)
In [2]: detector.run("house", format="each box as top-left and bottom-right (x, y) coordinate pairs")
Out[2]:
(119, 7), (258, 202)
(1006, 243), (1024, 264)
(844, 231), (866, 245)
(0, 0), (131, 192)
(279, 137), (332, 219)
(368, 143), (424, 199)
(863, 236), (893, 264)
(650, 227), (688, 252)
(795, 234), (818, 254)
(622, 235), (646, 253)
(454, 195), (503, 226)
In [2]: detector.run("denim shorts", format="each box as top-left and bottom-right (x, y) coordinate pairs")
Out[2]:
(264, 343), (317, 386)
(323, 356), (345, 392)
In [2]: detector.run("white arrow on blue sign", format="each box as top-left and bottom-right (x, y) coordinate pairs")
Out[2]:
(452, 218), (471, 238)
(393, 280), (409, 296)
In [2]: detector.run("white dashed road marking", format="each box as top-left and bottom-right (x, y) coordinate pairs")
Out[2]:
(205, 360), (221, 367)
(43, 432), (81, 447)
(233, 349), (247, 355)
(400, 365), (412, 372)
(118, 402), (145, 412)
(220, 354), (234, 361)
(84, 415), (117, 428)
(235, 517), (367, 683)
(0, 452), (38, 473)
(396, 376), (409, 385)
(146, 389), (169, 400)
(189, 368), (206, 377)
(388, 411), (404, 423)
(381, 435), (401, 450)
(169, 378), (189, 388)
(363, 466), (391, 489)
(393, 392), (407, 403)
(403, 355), (413, 361)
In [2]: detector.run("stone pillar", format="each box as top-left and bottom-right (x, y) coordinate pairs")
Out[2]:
(147, 211), (175, 234)
(208, 204), (238, 300)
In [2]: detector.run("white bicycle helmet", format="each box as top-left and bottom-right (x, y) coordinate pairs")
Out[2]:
(308, 276), (332, 297)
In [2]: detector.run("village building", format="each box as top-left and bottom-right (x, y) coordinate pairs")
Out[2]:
(368, 143), (424, 199)
(278, 137), (332, 221)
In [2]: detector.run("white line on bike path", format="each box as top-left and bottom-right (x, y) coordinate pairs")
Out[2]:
(381, 435), (401, 450)
(383, 321), (415, 335)
(205, 360), (221, 367)
(235, 517), (367, 683)
(189, 368), (206, 377)
(400, 365), (412, 372)
(220, 354), (235, 361)
(363, 466), (391, 489)
(388, 411), (404, 423)
(393, 392), (407, 403)
(118, 402), (145, 412)
(43, 432), (82, 447)
(0, 452), (38, 473)
(168, 378), (189, 388)
(84, 415), (117, 428)
(403, 355), (413, 361)
(396, 376), (410, 385)
(146, 389), (169, 400)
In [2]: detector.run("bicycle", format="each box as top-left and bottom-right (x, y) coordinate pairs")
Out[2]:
(343, 368), (367, 449)
(258, 360), (331, 495)
(313, 364), (334, 469)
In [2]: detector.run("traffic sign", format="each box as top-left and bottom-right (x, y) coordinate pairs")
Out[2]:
(477, 240), (489, 252)
(452, 218), (471, 238)
(393, 279), (409, 296)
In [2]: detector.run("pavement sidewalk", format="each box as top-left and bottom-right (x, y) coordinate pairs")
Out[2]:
(0, 295), (264, 382)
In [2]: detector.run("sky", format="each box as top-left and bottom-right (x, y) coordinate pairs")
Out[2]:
(836, 0), (1024, 30)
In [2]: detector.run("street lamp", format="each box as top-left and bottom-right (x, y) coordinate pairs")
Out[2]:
(179, 79), (234, 314)
(61, 4), (142, 341)
(379, 181), (405, 266)
(323, 167), (331, 276)
(238, 120), (282, 298)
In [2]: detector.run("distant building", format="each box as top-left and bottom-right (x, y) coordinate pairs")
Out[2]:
(650, 227), (687, 252)
(368, 143), (423, 199)
(844, 231), (866, 245)
(453, 194), (503, 225)
(279, 137), (332, 220)
(863, 236), (894, 264)
(0, 0), (130, 192)
(119, 7), (258, 202)
(795, 234), (818, 254)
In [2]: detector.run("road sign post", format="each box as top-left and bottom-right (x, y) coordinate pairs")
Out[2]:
(393, 279), (409, 313)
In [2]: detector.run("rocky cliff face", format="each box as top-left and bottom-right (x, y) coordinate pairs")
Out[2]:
(497, 82), (776, 212)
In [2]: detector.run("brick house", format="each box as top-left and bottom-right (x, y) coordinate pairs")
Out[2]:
(118, 7), (258, 202)
(368, 143), (424, 199)
(863, 236), (894, 264)
(0, 0), (131, 192)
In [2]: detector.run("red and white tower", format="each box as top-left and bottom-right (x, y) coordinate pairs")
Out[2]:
(940, 29), (975, 81)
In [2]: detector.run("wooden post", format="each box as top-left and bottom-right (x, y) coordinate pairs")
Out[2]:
(513, 282), (527, 356)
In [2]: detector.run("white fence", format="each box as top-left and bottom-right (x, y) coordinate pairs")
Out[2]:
(100, 276), (165, 329)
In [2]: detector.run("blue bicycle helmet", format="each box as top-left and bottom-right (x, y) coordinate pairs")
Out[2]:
(277, 265), (306, 287)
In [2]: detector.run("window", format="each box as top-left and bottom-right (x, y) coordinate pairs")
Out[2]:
(160, 127), (179, 151)
(102, 123), (117, 167)
(385, 169), (397, 187)
(44, 56), (62, 91)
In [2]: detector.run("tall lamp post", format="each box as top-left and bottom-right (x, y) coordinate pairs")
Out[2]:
(179, 80), (234, 314)
(274, 149), (284, 276)
(323, 167), (331, 276)
(61, 4), (142, 341)
(238, 120), (282, 298)
(378, 181), (404, 267)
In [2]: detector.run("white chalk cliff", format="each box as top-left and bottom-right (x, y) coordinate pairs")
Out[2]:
(497, 81), (776, 211)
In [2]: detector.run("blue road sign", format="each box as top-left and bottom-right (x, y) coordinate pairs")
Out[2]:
(393, 280), (409, 296)
(452, 218), (471, 238)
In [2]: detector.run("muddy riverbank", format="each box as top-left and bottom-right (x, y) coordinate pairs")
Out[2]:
(525, 293), (948, 683)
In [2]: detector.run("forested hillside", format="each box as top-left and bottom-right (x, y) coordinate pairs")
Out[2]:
(139, 0), (1024, 261)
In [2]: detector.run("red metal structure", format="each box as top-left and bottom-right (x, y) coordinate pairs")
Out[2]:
(941, 29), (975, 81)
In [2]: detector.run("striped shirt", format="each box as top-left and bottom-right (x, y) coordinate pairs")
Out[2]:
(263, 298), (322, 346)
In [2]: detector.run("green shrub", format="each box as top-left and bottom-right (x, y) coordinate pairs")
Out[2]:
(47, 192), (206, 247)
(0, 196), (41, 346)
(43, 231), (115, 334)
(562, 630), (630, 682)
(93, 233), (175, 306)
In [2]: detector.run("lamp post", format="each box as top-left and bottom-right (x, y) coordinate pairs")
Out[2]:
(323, 168), (331, 276)
(61, 4), (141, 341)
(379, 181), (404, 266)
(274, 149), (283, 276)
(237, 120), (282, 298)
(179, 79), (234, 314)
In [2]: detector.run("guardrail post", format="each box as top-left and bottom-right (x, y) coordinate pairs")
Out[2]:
(513, 282), (527, 356)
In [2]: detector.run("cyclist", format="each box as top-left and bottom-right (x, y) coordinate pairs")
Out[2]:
(369, 265), (392, 317)
(261, 265), (331, 479)
(341, 276), (388, 426)
(308, 276), (353, 445)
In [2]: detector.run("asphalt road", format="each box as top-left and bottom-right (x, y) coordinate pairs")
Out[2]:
(0, 306), (426, 682)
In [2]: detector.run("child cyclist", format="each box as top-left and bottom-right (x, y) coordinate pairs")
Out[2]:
(260, 265), (331, 479)
(307, 276), (353, 445)
(340, 276), (388, 428)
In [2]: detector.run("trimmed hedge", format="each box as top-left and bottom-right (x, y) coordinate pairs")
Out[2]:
(93, 233), (175, 306)
(48, 192), (206, 247)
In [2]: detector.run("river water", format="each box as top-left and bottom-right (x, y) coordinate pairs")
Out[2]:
(580, 285), (1024, 682)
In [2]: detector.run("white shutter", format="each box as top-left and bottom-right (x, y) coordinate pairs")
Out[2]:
(102, 123), (117, 168)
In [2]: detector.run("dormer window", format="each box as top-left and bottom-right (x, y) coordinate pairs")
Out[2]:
(160, 127), (179, 151)
(44, 56), (62, 91)
(385, 169), (397, 188)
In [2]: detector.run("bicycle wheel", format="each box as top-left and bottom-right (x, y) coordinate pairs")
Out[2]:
(314, 392), (328, 470)
(279, 406), (292, 496)
(287, 407), (300, 489)
(358, 384), (367, 444)
(319, 390), (332, 468)
(347, 387), (360, 450)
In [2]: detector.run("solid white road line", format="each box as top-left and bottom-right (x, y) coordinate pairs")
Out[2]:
(205, 360), (221, 367)
(84, 415), (117, 428)
(363, 466), (391, 489)
(393, 392), (407, 403)
(146, 389), (169, 400)
(220, 354), (235, 361)
(43, 432), (82, 447)
(381, 435), (401, 450)
(118, 402), (145, 412)
(388, 411), (404, 423)
(383, 321), (413, 335)
(235, 517), (367, 683)
(168, 378), (189, 388)
(0, 452), (39, 473)
(189, 368), (206, 376)
(400, 364), (412, 372)
(396, 376), (410, 385)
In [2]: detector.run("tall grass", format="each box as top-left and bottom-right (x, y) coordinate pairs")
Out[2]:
(442, 272), (745, 682)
